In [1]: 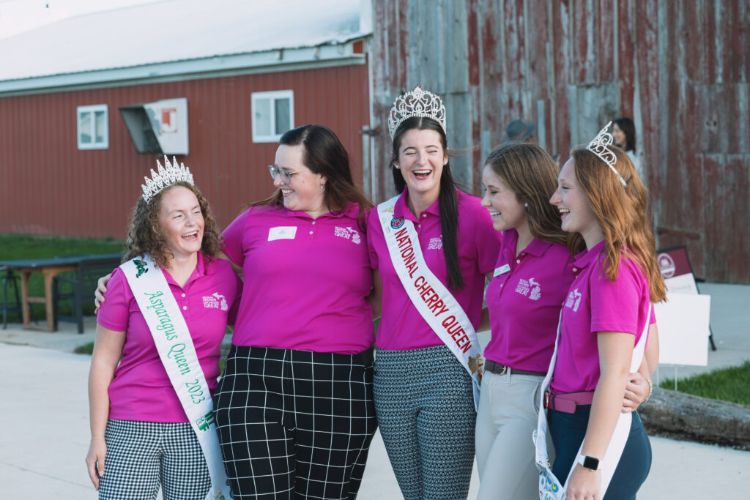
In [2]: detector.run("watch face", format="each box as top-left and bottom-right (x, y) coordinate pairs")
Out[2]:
(583, 456), (600, 470)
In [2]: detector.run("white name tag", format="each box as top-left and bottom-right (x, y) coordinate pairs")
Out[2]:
(493, 264), (511, 277)
(268, 226), (297, 241)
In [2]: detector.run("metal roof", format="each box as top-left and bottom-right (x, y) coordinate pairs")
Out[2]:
(0, 0), (370, 92)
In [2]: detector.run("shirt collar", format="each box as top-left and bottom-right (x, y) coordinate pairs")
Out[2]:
(573, 240), (606, 270)
(502, 229), (554, 257)
(162, 251), (207, 289)
(394, 188), (440, 222)
(284, 202), (360, 221)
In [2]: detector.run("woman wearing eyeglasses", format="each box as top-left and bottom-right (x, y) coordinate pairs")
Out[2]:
(214, 124), (378, 500)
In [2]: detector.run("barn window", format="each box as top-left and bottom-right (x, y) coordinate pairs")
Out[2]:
(77, 104), (109, 150)
(251, 90), (294, 143)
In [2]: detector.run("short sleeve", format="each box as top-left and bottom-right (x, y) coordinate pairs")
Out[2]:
(589, 263), (640, 335)
(365, 208), (381, 270)
(96, 267), (131, 332)
(222, 209), (250, 267)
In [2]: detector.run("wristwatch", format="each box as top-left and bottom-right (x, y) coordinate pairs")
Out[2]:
(576, 454), (600, 471)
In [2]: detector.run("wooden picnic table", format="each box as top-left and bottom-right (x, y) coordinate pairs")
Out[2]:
(0, 254), (122, 332)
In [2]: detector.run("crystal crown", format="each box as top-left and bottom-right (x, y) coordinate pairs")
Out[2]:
(586, 122), (627, 187)
(388, 86), (447, 138)
(141, 156), (194, 203)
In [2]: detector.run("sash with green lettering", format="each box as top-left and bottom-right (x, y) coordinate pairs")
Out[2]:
(121, 254), (231, 500)
(377, 196), (483, 410)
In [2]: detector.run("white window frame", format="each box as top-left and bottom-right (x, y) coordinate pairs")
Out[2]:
(251, 90), (294, 143)
(77, 104), (109, 150)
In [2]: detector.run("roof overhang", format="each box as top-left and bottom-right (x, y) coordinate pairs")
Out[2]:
(0, 40), (366, 97)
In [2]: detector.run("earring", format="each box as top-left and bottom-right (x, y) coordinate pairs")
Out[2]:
(524, 202), (529, 208)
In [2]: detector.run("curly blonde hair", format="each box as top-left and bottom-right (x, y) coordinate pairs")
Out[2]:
(124, 182), (221, 268)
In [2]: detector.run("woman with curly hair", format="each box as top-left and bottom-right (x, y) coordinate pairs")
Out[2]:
(86, 158), (240, 500)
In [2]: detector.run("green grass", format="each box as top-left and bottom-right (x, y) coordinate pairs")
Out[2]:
(660, 361), (750, 406)
(74, 341), (95, 355)
(1, 234), (124, 322)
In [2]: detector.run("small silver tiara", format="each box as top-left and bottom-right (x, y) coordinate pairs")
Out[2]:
(586, 122), (627, 187)
(387, 86), (447, 138)
(141, 156), (194, 203)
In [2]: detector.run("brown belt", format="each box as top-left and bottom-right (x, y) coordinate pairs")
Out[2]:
(484, 360), (545, 377)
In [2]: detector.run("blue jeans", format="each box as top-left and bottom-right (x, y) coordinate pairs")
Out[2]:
(549, 405), (652, 500)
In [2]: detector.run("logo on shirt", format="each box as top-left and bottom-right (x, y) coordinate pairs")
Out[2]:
(564, 288), (582, 312)
(334, 226), (362, 245)
(390, 216), (405, 229)
(515, 277), (542, 301)
(203, 292), (228, 311)
(427, 236), (443, 250)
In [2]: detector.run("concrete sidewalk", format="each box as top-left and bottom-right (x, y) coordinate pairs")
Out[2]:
(0, 282), (748, 499)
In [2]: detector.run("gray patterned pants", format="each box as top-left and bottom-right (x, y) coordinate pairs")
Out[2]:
(373, 345), (475, 500)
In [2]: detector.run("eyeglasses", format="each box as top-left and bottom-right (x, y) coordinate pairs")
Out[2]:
(267, 165), (297, 183)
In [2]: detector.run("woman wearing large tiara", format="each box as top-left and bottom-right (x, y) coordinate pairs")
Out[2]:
(542, 124), (665, 499)
(86, 158), (240, 499)
(367, 87), (499, 499)
(214, 124), (378, 499)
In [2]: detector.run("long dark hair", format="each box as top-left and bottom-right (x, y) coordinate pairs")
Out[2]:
(255, 124), (372, 224)
(391, 116), (463, 289)
(613, 117), (637, 153)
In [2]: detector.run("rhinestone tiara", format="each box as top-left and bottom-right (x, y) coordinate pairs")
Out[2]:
(586, 122), (627, 187)
(387, 86), (447, 138)
(141, 156), (194, 203)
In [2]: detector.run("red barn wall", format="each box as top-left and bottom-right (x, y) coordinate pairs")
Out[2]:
(0, 63), (370, 238)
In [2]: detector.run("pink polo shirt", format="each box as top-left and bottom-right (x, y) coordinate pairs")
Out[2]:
(551, 241), (653, 394)
(222, 203), (374, 354)
(97, 252), (240, 423)
(368, 189), (500, 350)
(484, 229), (575, 373)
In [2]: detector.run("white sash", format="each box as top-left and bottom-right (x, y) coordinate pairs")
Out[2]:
(121, 255), (232, 500)
(377, 196), (483, 410)
(534, 305), (652, 499)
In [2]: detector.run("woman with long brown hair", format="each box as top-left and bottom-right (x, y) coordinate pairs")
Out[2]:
(546, 123), (665, 499)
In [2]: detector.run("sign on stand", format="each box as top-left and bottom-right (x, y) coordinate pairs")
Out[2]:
(653, 246), (711, 367)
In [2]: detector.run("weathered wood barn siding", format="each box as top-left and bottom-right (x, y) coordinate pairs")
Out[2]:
(367, 0), (749, 283)
(0, 64), (369, 238)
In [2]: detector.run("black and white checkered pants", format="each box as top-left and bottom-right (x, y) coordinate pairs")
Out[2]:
(99, 420), (210, 500)
(214, 346), (377, 499)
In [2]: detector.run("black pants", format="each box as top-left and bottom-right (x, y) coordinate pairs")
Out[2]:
(549, 405), (652, 500)
(214, 346), (377, 500)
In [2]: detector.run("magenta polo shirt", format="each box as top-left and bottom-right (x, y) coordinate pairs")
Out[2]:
(484, 229), (575, 373)
(222, 203), (374, 354)
(551, 241), (653, 394)
(97, 252), (240, 423)
(368, 189), (500, 350)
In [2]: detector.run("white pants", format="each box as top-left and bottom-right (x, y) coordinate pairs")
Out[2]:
(475, 370), (546, 500)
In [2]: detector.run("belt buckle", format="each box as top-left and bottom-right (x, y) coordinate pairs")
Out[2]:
(544, 391), (551, 409)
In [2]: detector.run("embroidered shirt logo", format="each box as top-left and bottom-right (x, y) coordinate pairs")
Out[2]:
(427, 236), (443, 250)
(515, 277), (542, 301)
(334, 226), (362, 245)
(203, 292), (228, 311)
(564, 288), (582, 312)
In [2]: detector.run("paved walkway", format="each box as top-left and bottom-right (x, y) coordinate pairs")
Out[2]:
(0, 282), (748, 499)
